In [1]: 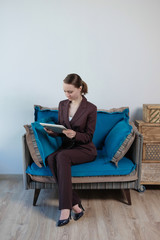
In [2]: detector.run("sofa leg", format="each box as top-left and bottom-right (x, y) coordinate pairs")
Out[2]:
(33, 189), (41, 206)
(122, 189), (132, 205)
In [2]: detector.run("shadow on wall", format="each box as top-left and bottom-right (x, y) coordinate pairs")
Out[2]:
(130, 107), (143, 122)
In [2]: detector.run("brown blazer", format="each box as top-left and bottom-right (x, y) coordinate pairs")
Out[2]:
(58, 96), (97, 157)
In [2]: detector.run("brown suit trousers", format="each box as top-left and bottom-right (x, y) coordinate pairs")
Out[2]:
(47, 147), (96, 210)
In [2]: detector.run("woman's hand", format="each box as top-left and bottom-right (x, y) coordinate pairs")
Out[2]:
(44, 128), (55, 135)
(62, 129), (76, 139)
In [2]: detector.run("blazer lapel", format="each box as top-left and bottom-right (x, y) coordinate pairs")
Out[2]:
(70, 96), (87, 125)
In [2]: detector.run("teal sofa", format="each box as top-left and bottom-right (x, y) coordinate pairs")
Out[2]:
(23, 105), (144, 206)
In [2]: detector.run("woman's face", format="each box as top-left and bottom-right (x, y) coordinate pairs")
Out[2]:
(63, 83), (82, 101)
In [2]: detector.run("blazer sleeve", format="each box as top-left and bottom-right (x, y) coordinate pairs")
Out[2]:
(75, 105), (97, 144)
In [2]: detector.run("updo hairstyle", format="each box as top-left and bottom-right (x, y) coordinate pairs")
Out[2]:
(63, 73), (88, 95)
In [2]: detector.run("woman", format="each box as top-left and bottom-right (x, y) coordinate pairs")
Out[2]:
(45, 73), (97, 227)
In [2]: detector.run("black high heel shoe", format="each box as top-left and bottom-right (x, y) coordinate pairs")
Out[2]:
(57, 210), (72, 227)
(73, 203), (85, 221)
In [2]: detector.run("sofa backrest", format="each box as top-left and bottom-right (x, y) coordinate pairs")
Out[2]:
(34, 105), (129, 150)
(34, 105), (59, 123)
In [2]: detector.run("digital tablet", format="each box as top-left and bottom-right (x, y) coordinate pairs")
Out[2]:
(40, 123), (67, 133)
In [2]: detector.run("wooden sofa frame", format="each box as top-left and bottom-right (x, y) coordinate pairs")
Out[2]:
(22, 126), (144, 206)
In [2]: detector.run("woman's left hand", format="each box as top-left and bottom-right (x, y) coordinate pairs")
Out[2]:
(62, 129), (76, 139)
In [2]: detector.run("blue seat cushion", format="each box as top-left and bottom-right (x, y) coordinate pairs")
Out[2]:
(26, 152), (136, 177)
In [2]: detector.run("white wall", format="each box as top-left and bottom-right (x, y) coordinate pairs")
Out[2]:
(0, 0), (160, 174)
